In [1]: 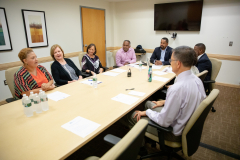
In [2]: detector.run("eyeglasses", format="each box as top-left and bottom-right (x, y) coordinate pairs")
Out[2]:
(169, 59), (177, 64)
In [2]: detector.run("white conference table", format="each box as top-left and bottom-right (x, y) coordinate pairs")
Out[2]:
(0, 65), (175, 160)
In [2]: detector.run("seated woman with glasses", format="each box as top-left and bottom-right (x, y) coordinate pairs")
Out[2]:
(50, 44), (82, 86)
(14, 48), (54, 99)
(81, 43), (104, 75)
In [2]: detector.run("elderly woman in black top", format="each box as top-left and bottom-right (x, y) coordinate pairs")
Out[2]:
(82, 43), (104, 75)
(50, 44), (82, 85)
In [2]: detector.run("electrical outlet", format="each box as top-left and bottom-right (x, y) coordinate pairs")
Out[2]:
(4, 80), (7, 85)
(229, 41), (233, 46)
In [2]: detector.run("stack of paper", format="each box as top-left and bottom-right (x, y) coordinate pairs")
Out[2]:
(111, 68), (127, 73)
(152, 76), (170, 82)
(103, 72), (120, 77)
(152, 64), (163, 69)
(61, 116), (101, 138)
(47, 91), (70, 101)
(112, 93), (139, 105)
(80, 79), (102, 86)
(128, 91), (146, 97)
(153, 71), (168, 76)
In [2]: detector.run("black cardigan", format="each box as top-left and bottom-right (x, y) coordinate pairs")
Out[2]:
(51, 58), (82, 85)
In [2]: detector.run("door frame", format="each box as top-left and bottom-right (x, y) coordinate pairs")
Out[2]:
(79, 6), (107, 66)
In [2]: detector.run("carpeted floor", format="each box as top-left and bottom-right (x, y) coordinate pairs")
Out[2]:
(66, 85), (240, 160)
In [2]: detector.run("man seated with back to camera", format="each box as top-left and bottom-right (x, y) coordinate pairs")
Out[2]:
(127, 46), (206, 144)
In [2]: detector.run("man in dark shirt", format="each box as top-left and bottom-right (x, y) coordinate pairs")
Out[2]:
(194, 43), (212, 81)
(150, 37), (173, 65)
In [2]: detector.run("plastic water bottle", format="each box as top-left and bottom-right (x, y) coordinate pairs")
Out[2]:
(29, 92), (36, 112)
(148, 65), (152, 82)
(24, 97), (33, 117)
(93, 73), (98, 88)
(34, 95), (42, 114)
(40, 91), (49, 111)
(22, 94), (28, 107)
(139, 61), (142, 72)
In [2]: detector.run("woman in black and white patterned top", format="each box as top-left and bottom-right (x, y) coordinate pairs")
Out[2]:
(50, 44), (82, 85)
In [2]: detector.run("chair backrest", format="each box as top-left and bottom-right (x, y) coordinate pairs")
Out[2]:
(78, 52), (87, 67)
(5, 66), (21, 97)
(182, 89), (219, 157)
(100, 119), (148, 160)
(209, 58), (222, 91)
(196, 70), (208, 84)
(112, 50), (118, 66)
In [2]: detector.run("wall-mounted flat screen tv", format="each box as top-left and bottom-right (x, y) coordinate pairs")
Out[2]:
(154, 1), (203, 31)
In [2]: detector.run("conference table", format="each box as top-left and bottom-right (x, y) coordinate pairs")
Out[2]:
(0, 64), (175, 160)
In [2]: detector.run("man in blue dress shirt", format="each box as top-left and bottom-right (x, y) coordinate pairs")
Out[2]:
(150, 37), (173, 65)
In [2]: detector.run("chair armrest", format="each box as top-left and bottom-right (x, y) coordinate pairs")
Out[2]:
(204, 80), (215, 84)
(82, 72), (91, 78)
(6, 98), (16, 103)
(148, 120), (173, 132)
(104, 134), (121, 146)
(103, 66), (109, 72)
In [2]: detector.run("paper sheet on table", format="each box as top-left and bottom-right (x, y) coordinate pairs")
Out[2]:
(162, 67), (174, 73)
(47, 91), (70, 101)
(128, 64), (146, 69)
(112, 93), (139, 105)
(80, 79), (102, 86)
(152, 64), (163, 69)
(103, 71), (120, 77)
(153, 71), (168, 76)
(61, 116), (101, 138)
(111, 68), (127, 73)
(128, 91), (146, 97)
(152, 76), (170, 82)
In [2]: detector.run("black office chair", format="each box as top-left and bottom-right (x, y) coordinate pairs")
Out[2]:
(85, 119), (148, 160)
(141, 89), (220, 160)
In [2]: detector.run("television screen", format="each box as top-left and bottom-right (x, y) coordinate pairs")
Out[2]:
(154, 1), (203, 31)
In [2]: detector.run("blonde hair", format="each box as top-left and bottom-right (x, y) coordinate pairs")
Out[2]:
(18, 48), (34, 64)
(50, 44), (65, 60)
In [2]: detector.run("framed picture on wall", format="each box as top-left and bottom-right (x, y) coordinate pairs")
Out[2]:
(0, 7), (12, 51)
(22, 9), (48, 48)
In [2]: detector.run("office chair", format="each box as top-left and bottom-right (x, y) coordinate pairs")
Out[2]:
(196, 70), (208, 84)
(78, 52), (109, 78)
(111, 50), (119, 68)
(5, 66), (21, 103)
(204, 58), (222, 112)
(141, 89), (220, 160)
(85, 119), (148, 160)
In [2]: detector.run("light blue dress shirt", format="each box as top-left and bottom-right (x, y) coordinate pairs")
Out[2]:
(160, 46), (168, 62)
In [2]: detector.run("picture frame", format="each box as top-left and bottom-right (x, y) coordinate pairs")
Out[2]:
(0, 7), (12, 51)
(22, 9), (48, 48)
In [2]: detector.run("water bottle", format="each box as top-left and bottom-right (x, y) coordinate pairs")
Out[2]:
(139, 61), (142, 72)
(29, 92), (36, 112)
(40, 91), (49, 111)
(24, 97), (33, 117)
(34, 95), (42, 114)
(148, 65), (152, 82)
(22, 94), (28, 107)
(93, 73), (98, 88)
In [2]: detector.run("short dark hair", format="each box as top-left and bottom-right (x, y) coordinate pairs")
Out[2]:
(162, 37), (169, 43)
(123, 40), (131, 45)
(173, 46), (198, 67)
(87, 43), (97, 55)
(195, 43), (206, 52)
